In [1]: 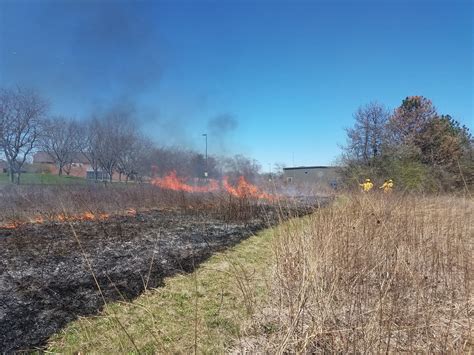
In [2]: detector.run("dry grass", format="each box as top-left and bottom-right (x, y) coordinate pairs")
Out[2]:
(0, 183), (272, 226)
(47, 193), (473, 353)
(248, 193), (473, 352)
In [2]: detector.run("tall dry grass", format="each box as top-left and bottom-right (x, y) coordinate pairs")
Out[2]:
(257, 193), (472, 352)
(0, 183), (275, 225)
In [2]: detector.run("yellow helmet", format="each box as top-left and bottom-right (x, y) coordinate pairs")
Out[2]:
(365, 178), (371, 182)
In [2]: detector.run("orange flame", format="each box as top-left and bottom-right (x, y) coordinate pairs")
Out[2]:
(1, 210), (119, 229)
(98, 213), (110, 219)
(32, 216), (45, 224)
(3, 222), (20, 229)
(151, 171), (275, 200)
(151, 171), (219, 193)
(126, 208), (137, 216)
(0, 172), (276, 230)
(54, 211), (114, 222)
(222, 176), (273, 200)
(83, 211), (96, 220)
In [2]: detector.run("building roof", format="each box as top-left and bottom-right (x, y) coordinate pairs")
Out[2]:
(70, 152), (89, 164)
(283, 166), (336, 171)
(33, 152), (55, 164)
(33, 152), (90, 164)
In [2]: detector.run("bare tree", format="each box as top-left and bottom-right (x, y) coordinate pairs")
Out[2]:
(77, 117), (103, 181)
(222, 154), (261, 182)
(149, 147), (187, 176)
(40, 116), (81, 176)
(0, 87), (48, 184)
(95, 107), (135, 182)
(344, 101), (389, 165)
(117, 135), (154, 182)
(147, 147), (221, 179)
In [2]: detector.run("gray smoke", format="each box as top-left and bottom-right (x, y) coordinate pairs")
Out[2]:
(0, 1), (240, 153)
(208, 113), (238, 135)
(207, 113), (238, 153)
(0, 0), (163, 111)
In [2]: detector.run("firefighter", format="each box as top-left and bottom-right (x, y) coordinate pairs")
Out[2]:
(380, 179), (394, 193)
(359, 178), (373, 192)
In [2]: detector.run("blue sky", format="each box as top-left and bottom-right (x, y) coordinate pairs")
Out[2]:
(0, 0), (472, 169)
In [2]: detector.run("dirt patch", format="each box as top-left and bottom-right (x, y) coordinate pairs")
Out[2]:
(0, 203), (318, 352)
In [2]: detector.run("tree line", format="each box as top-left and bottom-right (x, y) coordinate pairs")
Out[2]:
(0, 87), (261, 184)
(341, 96), (473, 191)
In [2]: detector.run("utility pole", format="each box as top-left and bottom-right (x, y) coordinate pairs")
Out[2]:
(202, 133), (208, 178)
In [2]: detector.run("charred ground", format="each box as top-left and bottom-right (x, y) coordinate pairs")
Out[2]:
(0, 199), (321, 352)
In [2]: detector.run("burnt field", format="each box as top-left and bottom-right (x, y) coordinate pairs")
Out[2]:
(0, 194), (322, 352)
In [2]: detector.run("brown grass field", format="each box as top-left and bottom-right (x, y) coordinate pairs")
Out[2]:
(254, 193), (473, 352)
(45, 192), (472, 353)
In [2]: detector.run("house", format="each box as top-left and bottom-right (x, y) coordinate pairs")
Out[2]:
(33, 152), (55, 164)
(32, 151), (123, 181)
(68, 152), (90, 166)
(32, 151), (91, 178)
(33, 152), (89, 165)
(283, 166), (340, 189)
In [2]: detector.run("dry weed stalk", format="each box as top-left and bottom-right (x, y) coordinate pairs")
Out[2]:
(263, 193), (473, 353)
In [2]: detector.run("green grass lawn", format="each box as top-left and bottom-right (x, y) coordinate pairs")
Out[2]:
(0, 173), (86, 185)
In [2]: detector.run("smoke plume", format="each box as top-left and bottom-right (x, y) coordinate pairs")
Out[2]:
(207, 113), (238, 153)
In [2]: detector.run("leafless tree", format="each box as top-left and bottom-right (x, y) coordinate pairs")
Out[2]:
(78, 117), (102, 181)
(273, 162), (287, 177)
(117, 135), (154, 182)
(79, 109), (151, 182)
(222, 154), (261, 182)
(40, 116), (81, 176)
(94, 107), (136, 182)
(148, 147), (186, 176)
(133, 138), (156, 181)
(344, 101), (389, 165)
(148, 147), (221, 179)
(0, 87), (48, 183)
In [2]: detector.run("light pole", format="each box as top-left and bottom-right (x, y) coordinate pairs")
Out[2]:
(202, 133), (208, 178)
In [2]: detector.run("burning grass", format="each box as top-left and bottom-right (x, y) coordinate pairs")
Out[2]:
(0, 177), (316, 352)
(1, 203), (298, 352)
(151, 171), (220, 193)
(151, 171), (276, 200)
(46, 193), (472, 353)
(0, 183), (152, 227)
(0, 184), (276, 231)
(0, 173), (278, 229)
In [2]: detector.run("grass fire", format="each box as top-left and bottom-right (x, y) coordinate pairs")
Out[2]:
(0, 0), (473, 353)
(150, 170), (275, 199)
(0, 182), (317, 352)
(0, 172), (277, 231)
